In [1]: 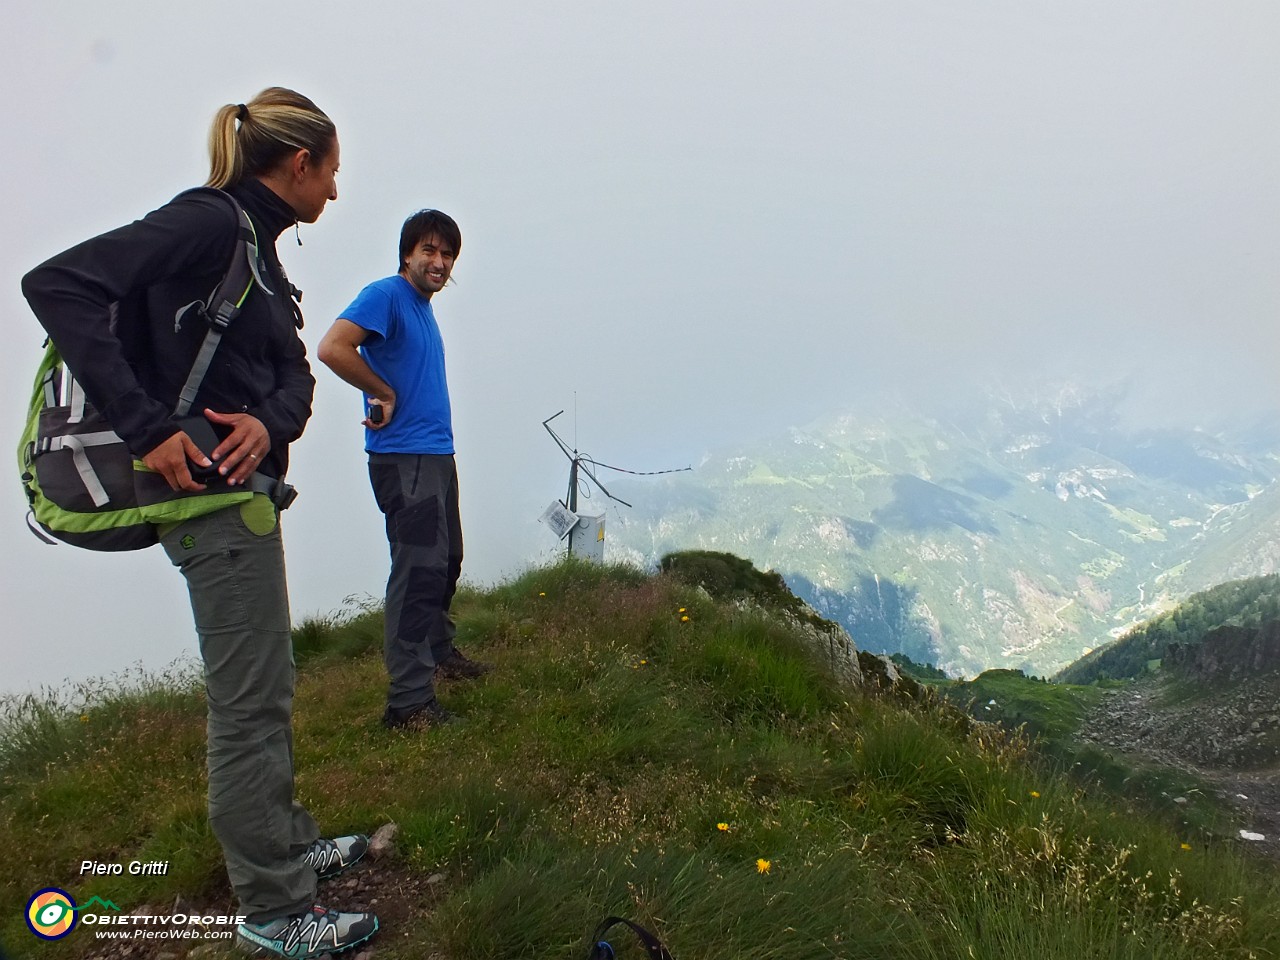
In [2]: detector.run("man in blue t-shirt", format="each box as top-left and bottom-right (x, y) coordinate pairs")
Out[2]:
(318, 209), (491, 730)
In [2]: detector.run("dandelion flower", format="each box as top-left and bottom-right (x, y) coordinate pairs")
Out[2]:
(538, 592), (546, 597)
(681, 615), (690, 623)
(717, 822), (729, 832)
(679, 607), (686, 613)
(1180, 843), (1192, 851)
(756, 858), (771, 874)
(1029, 790), (1040, 798)
(640, 659), (648, 665)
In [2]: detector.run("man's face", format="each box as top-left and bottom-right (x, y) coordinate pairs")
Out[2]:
(401, 234), (455, 298)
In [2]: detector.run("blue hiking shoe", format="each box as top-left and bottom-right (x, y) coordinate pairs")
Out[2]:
(302, 834), (369, 880)
(237, 904), (378, 957)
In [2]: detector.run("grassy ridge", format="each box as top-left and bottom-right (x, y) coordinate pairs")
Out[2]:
(4, 561), (1280, 958)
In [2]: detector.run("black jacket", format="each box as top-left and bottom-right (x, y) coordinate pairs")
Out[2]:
(21, 179), (315, 480)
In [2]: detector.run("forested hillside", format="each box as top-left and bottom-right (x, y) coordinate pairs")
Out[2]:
(1057, 574), (1280, 684)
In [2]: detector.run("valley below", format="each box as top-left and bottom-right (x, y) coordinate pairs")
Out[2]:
(607, 391), (1280, 677)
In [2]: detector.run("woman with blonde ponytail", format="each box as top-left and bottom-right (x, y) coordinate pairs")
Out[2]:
(207, 87), (339, 203)
(22, 89), (378, 958)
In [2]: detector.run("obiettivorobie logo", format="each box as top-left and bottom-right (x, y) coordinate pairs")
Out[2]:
(25, 891), (121, 940)
(25, 885), (242, 944)
(25, 888), (80, 940)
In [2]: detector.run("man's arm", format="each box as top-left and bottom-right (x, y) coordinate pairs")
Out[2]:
(317, 318), (396, 428)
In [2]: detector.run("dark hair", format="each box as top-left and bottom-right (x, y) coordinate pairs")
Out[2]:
(206, 87), (336, 189)
(398, 209), (462, 272)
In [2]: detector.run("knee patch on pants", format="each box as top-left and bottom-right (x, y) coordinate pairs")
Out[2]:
(396, 565), (449, 643)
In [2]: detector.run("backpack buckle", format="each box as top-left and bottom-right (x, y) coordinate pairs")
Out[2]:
(209, 300), (237, 331)
(271, 478), (298, 511)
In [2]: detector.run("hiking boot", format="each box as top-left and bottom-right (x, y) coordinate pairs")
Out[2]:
(435, 647), (494, 681)
(236, 904), (378, 958)
(382, 700), (457, 730)
(302, 834), (369, 880)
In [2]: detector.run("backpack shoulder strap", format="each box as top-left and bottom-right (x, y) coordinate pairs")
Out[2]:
(170, 187), (273, 417)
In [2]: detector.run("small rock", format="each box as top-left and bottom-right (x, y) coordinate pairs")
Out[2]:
(368, 822), (399, 860)
(1173, 797), (1188, 805)
(426, 872), (448, 885)
(1240, 830), (1266, 842)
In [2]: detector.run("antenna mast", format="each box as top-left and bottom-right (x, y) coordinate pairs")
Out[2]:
(539, 409), (691, 561)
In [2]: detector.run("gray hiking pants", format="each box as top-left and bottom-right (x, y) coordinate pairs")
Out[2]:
(368, 453), (463, 713)
(160, 497), (318, 923)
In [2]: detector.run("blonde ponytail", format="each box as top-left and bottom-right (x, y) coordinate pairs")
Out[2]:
(206, 103), (244, 190)
(205, 88), (335, 189)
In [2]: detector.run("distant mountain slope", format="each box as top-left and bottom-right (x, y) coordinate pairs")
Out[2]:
(1057, 574), (1280, 684)
(607, 392), (1280, 676)
(1177, 483), (1280, 593)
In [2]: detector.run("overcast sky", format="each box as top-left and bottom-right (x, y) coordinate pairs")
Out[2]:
(4, 1), (1279, 694)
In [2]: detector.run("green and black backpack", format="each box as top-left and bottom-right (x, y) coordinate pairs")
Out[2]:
(18, 187), (280, 550)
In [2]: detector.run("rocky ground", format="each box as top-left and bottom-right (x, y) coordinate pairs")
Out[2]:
(1078, 675), (1280, 861)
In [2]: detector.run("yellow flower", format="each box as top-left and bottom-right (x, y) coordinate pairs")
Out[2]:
(680, 615), (690, 623)
(1029, 790), (1040, 798)
(756, 858), (771, 874)
(79, 715), (89, 723)
(538, 592), (546, 597)
(679, 607), (687, 613)
(1180, 843), (1192, 851)
(640, 659), (648, 665)
(716, 822), (729, 832)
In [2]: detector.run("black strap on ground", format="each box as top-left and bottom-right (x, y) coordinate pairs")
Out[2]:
(587, 916), (673, 960)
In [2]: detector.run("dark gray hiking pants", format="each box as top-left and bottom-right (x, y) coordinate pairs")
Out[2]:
(368, 453), (463, 712)
(160, 497), (318, 922)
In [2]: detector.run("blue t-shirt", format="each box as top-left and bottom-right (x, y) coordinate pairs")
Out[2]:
(340, 275), (454, 454)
